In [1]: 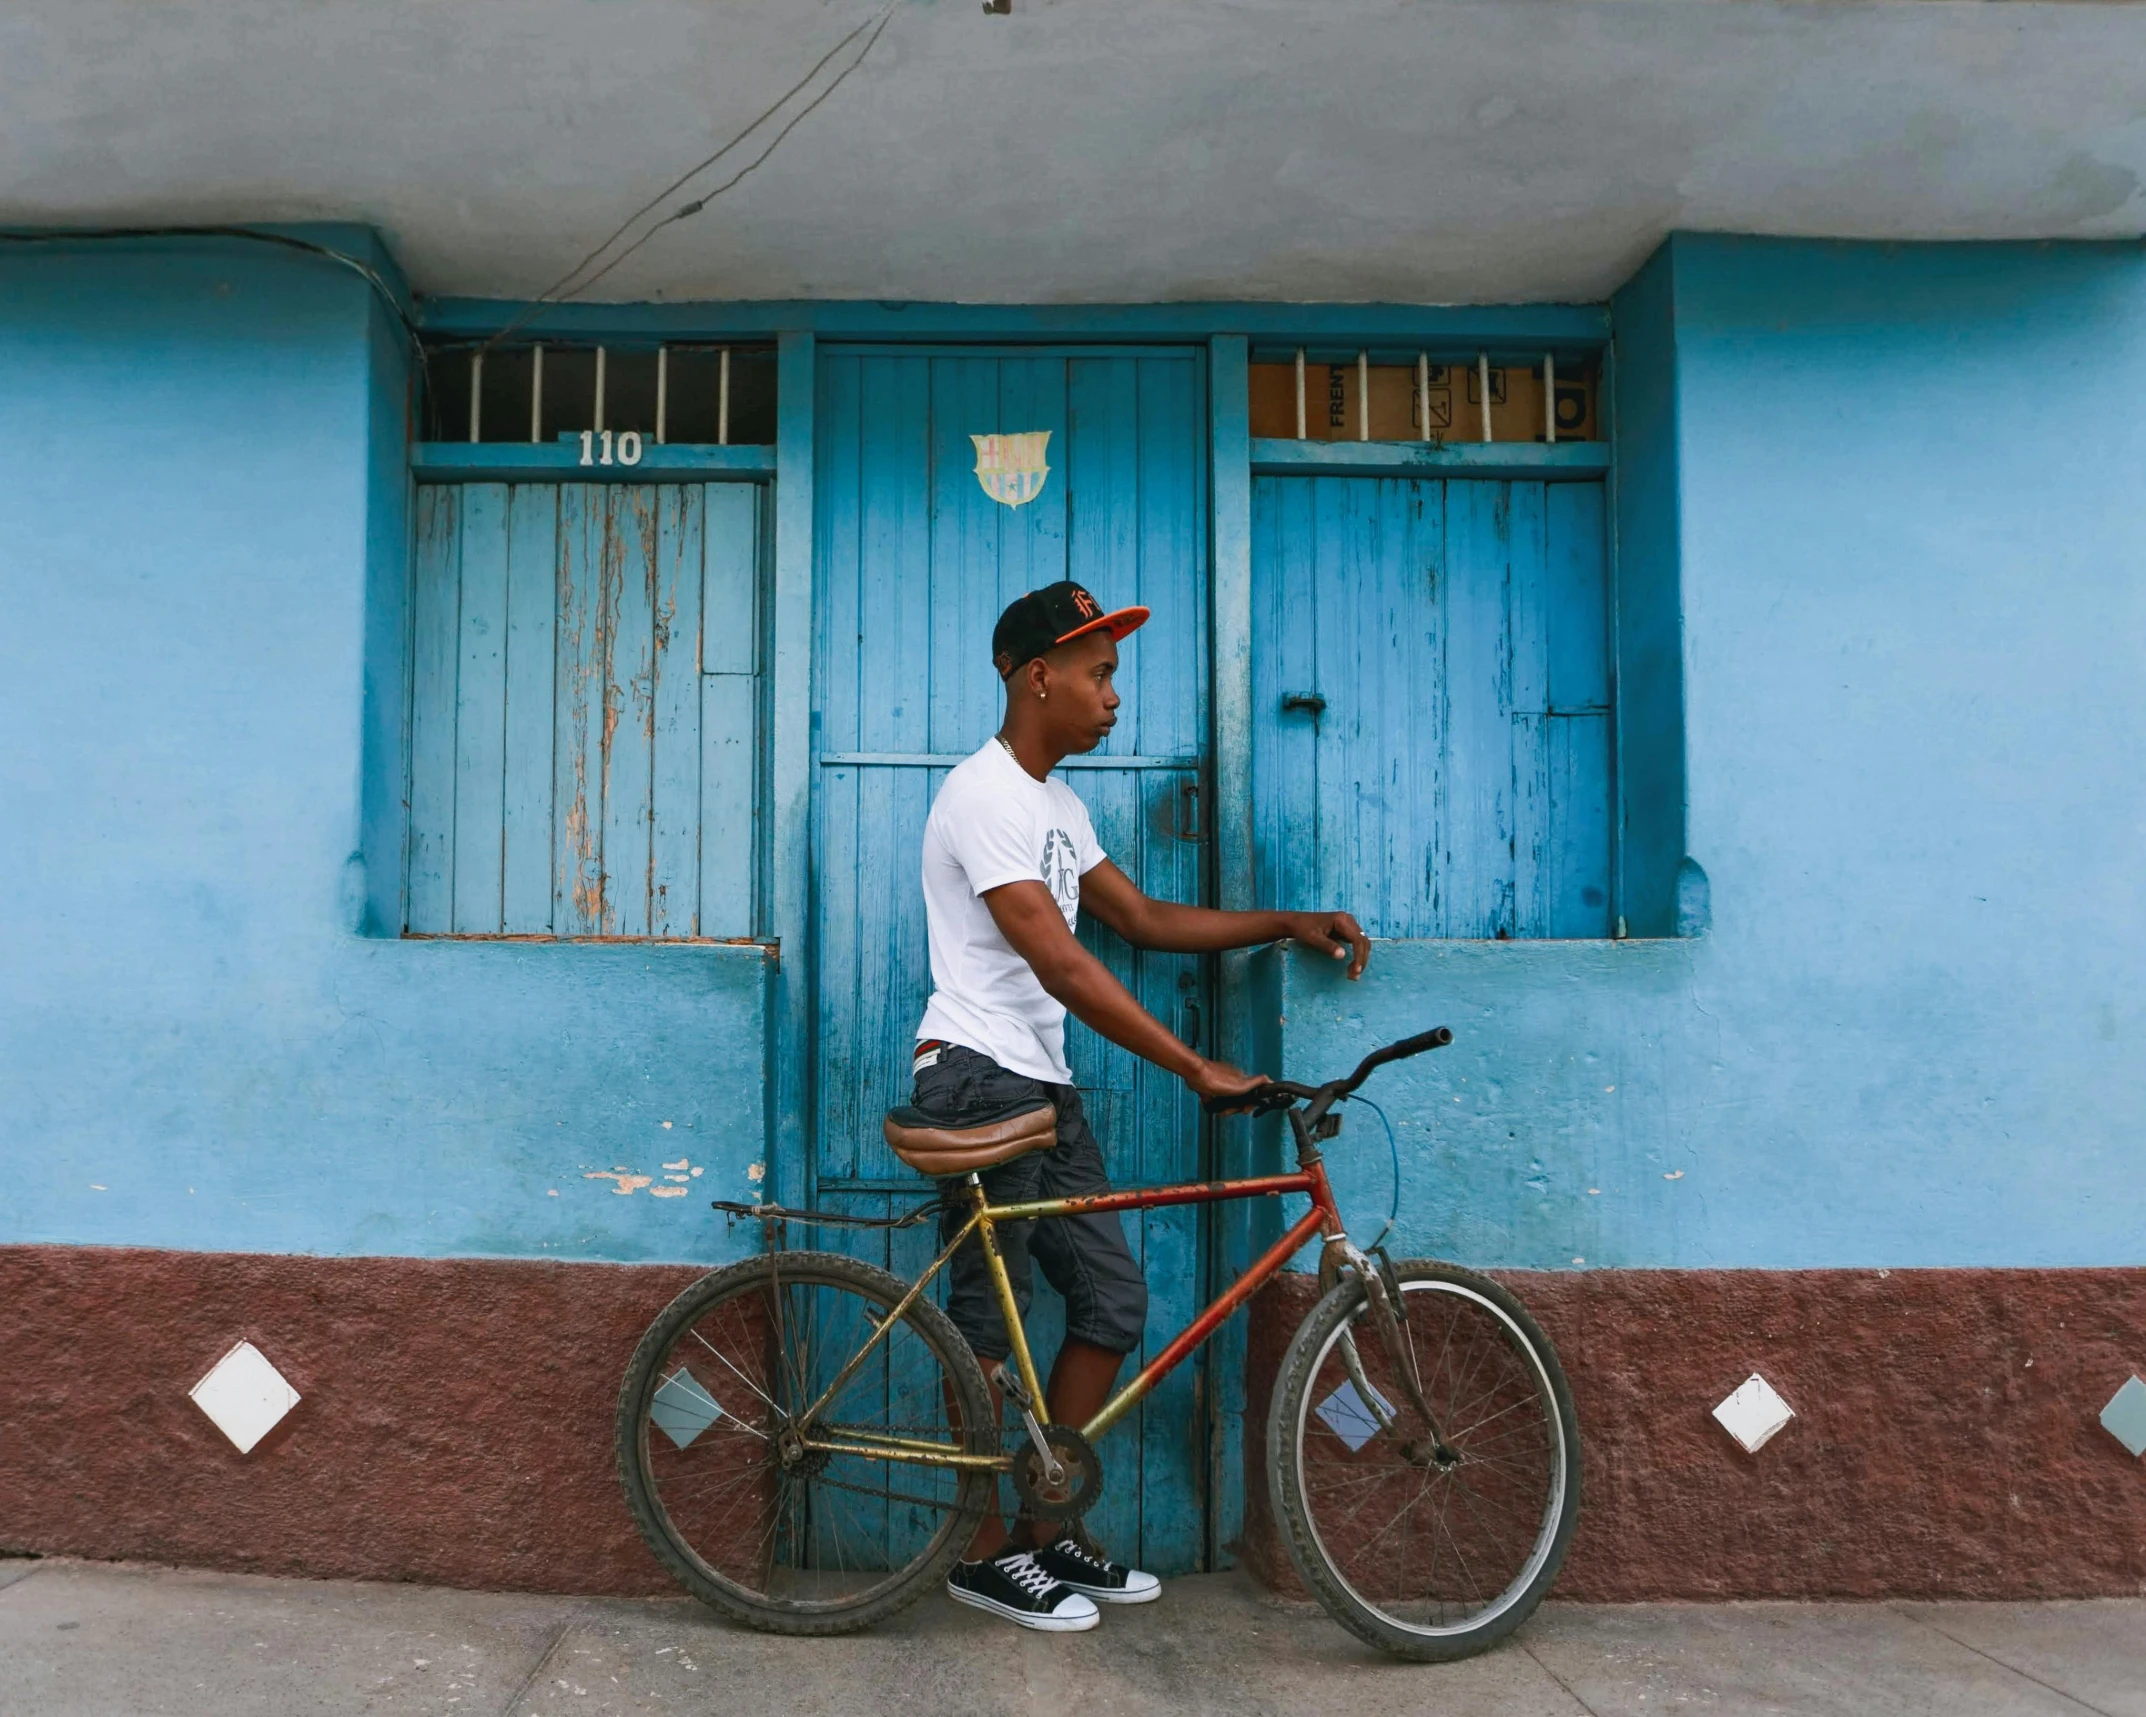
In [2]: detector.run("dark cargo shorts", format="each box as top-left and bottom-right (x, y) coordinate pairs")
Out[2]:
(911, 1043), (1148, 1362)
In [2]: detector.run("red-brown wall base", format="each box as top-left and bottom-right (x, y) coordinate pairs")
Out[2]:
(3, 1247), (2142, 1599)
(0, 1246), (702, 1594)
(1242, 1266), (2146, 1600)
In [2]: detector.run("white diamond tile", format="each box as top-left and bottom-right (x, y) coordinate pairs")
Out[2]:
(189, 1340), (300, 1454)
(650, 1366), (726, 1450)
(1315, 1377), (1395, 1453)
(1712, 1372), (1795, 1454)
(2101, 1374), (2146, 1459)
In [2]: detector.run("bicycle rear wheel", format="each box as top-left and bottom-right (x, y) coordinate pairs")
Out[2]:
(616, 1251), (997, 1635)
(1268, 1259), (1580, 1661)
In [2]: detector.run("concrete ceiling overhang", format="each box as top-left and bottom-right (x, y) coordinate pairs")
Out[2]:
(5, 0), (2145, 305)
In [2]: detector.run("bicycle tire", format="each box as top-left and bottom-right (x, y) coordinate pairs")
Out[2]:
(1268, 1258), (1581, 1662)
(616, 1251), (997, 1635)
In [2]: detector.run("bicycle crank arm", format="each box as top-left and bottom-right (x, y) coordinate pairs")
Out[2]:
(993, 1361), (1067, 1486)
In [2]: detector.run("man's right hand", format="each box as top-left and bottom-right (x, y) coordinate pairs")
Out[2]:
(1186, 1058), (1270, 1113)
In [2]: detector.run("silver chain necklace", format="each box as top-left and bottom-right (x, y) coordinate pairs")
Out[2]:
(994, 731), (1019, 762)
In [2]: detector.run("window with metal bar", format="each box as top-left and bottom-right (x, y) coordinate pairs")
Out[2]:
(420, 342), (778, 446)
(1248, 349), (1598, 444)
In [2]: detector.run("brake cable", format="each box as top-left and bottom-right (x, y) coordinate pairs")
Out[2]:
(1344, 1091), (1402, 1256)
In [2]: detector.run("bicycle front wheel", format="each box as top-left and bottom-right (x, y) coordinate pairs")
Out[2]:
(616, 1251), (997, 1635)
(1269, 1259), (1580, 1661)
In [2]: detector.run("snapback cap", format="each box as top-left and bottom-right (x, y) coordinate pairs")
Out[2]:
(992, 580), (1150, 678)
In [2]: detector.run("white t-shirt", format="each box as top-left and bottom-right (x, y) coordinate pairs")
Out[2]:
(915, 739), (1105, 1085)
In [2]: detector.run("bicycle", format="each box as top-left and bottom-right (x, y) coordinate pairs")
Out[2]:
(613, 1026), (1581, 1661)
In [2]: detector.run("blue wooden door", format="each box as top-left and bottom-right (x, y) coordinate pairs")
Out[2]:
(1251, 476), (1611, 937)
(812, 348), (1211, 1573)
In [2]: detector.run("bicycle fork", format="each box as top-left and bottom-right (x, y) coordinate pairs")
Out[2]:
(1302, 1137), (1459, 1467)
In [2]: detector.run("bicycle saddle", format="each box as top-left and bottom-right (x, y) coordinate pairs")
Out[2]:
(882, 1097), (1056, 1176)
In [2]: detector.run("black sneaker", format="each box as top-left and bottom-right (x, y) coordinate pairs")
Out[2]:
(946, 1550), (1100, 1632)
(1030, 1525), (1161, 1604)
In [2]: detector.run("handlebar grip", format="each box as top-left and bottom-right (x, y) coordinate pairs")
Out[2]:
(1385, 1026), (1454, 1060)
(1201, 1080), (1310, 1117)
(1335, 1025), (1454, 1097)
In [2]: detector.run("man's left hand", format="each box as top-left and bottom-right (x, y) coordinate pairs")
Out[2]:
(1281, 911), (1372, 980)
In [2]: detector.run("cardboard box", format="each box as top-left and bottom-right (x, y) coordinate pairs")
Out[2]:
(1249, 360), (1596, 445)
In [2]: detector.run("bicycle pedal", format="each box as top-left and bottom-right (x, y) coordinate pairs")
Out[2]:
(991, 1362), (1035, 1409)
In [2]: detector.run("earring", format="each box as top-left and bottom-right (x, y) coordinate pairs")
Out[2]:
(1039, 687), (1047, 701)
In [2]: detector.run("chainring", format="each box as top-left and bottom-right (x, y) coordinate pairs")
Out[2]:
(1009, 1424), (1104, 1522)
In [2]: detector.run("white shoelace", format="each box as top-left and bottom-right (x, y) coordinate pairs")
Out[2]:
(1051, 1531), (1113, 1573)
(996, 1552), (1058, 1599)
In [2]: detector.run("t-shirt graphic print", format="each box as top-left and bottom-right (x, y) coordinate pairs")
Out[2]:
(1040, 827), (1083, 916)
(915, 740), (1105, 1084)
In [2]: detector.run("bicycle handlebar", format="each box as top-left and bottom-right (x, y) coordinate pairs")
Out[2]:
(1200, 1025), (1453, 1117)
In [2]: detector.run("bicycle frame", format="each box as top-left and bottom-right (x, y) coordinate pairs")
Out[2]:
(796, 1158), (1345, 1473)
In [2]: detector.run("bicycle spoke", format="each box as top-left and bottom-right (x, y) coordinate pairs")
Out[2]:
(688, 1323), (778, 1416)
(1447, 1389), (1541, 1443)
(805, 1467), (971, 1515)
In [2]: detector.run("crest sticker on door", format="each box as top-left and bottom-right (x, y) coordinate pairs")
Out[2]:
(971, 431), (1051, 508)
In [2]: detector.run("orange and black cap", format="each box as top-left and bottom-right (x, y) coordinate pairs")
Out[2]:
(992, 581), (1149, 678)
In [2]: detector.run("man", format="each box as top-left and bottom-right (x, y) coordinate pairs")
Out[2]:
(911, 579), (1371, 1632)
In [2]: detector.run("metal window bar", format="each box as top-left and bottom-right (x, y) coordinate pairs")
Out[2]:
(468, 352), (483, 444)
(1294, 348), (1306, 440)
(1357, 350), (1371, 442)
(1478, 352), (1493, 444)
(529, 346), (544, 443)
(1417, 351), (1431, 443)
(1544, 350), (1556, 445)
(718, 346), (732, 446)
(594, 347), (607, 433)
(656, 346), (669, 445)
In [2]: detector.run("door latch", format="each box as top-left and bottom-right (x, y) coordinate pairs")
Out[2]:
(1281, 692), (1327, 717)
(1172, 778), (1207, 842)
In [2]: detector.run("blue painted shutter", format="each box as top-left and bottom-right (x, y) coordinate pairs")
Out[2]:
(405, 481), (763, 937)
(1250, 476), (1611, 938)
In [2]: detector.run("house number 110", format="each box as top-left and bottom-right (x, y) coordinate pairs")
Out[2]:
(579, 429), (643, 467)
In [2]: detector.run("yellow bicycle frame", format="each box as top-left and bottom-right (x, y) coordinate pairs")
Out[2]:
(796, 1164), (1337, 1469)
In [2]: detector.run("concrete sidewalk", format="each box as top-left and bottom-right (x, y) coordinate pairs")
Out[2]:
(1, 1556), (2139, 1717)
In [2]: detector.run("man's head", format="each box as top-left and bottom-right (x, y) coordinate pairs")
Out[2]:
(992, 580), (1147, 756)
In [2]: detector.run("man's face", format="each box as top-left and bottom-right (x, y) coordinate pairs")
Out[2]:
(1037, 632), (1120, 752)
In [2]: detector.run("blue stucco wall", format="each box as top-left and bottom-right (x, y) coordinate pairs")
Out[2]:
(0, 238), (772, 1262)
(1263, 237), (2146, 1271)
(8, 232), (2141, 1275)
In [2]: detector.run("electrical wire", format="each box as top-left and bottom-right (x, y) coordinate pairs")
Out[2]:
(479, 0), (901, 352)
(1345, 1093), (1403, 1256)
(534, 0), (891, 305)
(4, 0), (900, 373)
